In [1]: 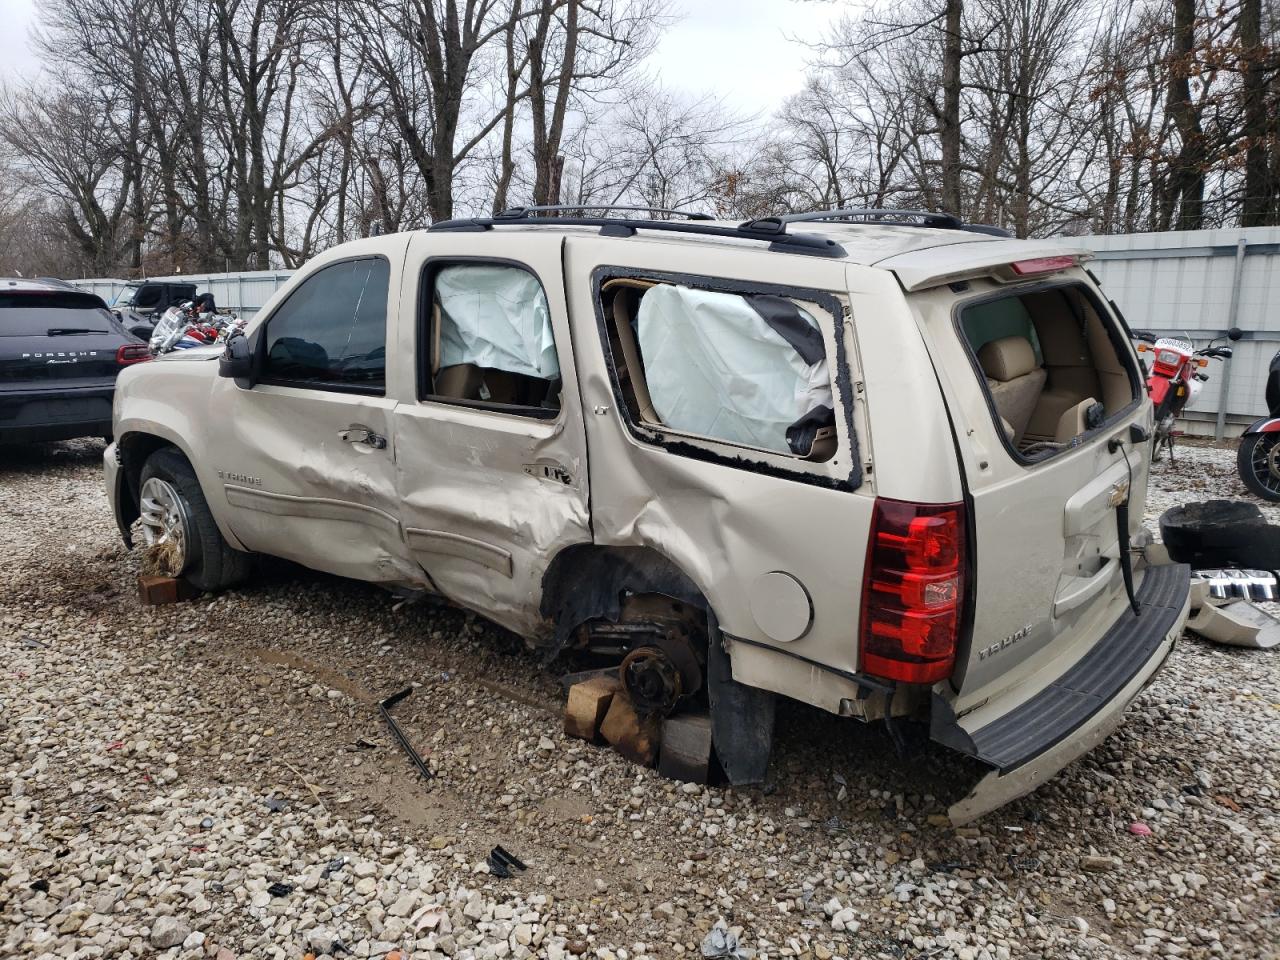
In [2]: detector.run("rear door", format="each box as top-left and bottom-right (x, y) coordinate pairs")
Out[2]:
(900, 256), (1148, 714)
(389, 231), (592, 638)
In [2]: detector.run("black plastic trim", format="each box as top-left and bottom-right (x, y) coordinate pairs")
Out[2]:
(936, 562), (1188, 773)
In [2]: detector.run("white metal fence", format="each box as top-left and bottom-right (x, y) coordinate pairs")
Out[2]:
(75, 270), (294, 319)
(1079, 226), (1280, 436)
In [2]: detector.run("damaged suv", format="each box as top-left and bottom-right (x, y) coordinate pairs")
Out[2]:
(104, 207), (1189, 822)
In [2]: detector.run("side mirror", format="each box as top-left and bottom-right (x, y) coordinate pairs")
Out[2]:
(1130, 329), (1157, 342)
(1228, 327), (1243, 341)
(219, 332), (254, 387)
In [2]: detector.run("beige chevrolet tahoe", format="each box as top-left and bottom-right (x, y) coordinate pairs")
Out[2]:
(104, 207), (1190, 822)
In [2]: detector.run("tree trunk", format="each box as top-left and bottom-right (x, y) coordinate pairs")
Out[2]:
(940, 0), (963, 217)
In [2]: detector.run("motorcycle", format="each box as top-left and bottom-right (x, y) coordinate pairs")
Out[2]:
(149, 301), (246, 356)
(1237, 348), (1280, 501)
(1130, 327), (1240, 461)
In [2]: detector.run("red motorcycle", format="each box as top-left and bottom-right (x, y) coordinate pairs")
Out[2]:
(1131, 327), (1239, 460)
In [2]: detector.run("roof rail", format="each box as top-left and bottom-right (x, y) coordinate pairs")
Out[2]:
(429, 211), (848, 259)
(770, 208), (964, 229)
(496, 204), (716, 221)
(747, 208), (1013, 238)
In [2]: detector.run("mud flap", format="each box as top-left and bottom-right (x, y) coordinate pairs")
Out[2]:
(707, 610), (775, 785)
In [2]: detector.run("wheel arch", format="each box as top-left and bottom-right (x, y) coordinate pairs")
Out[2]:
(538, 543), (776, 785)
(116, 427), (247, 551)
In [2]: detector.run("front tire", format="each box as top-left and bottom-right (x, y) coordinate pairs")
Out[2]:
(139, 447), (251, 591)
(1237, 433), (1280, 501)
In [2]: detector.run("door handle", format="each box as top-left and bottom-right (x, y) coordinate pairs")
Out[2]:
(339, 427), (387, 450)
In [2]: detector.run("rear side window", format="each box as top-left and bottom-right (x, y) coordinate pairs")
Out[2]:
(420, 262), (562, 416)
(602, 277), (836, 459)
(262, 258), (389, 392)
(0, 292), (115, 337)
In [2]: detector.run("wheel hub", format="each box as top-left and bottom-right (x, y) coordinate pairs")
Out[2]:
(137, 476), (191, 576)
(620, 647), (683, 716)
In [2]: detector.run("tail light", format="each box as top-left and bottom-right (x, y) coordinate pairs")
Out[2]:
(859, 498), (966, 684)
(115, 344), (151, 366)
(1007, 255), (1076, 276)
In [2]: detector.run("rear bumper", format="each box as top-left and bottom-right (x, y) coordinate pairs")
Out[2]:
(0, 384), (115, 443)
(934, 562), (1190, 823)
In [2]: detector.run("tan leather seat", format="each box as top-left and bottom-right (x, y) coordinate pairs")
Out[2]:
(435, 363), (483, 400)
(978, 336), (1046, 443)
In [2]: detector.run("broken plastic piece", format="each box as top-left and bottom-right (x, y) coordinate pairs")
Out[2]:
(1187, 599), (1280, 649)
(1129, 821), (1152, 836)
(486, 845), (526, 878)
(266, 881), (294, 897)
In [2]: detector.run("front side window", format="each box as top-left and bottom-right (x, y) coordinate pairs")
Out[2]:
(422, 262), (562, 415)
(263, 257), (388, 392)
(602, 277), (837, 459)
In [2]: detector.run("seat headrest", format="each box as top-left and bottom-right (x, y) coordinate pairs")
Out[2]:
(978, 336), (1037, 382)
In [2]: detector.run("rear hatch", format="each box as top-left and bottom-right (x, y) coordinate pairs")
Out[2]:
(887, 244), (1157, 718)
(0, 290), (131, 385)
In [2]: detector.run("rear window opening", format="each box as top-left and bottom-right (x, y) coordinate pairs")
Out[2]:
(600, 276), (838, 461)
(958, 282), (1139, 462)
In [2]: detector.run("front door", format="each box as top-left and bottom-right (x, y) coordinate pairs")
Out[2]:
(390, 231), (591, 638)
(211, 244), (423, 587)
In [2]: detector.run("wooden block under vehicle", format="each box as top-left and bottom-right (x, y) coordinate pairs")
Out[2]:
(564, 675), (622, 742)
(599, 691), (660, 766)
(658, 711), (713, 784)
(137, 575), (199, 605)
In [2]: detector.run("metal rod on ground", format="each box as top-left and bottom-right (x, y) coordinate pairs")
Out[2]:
(378, 687), (434, 781)
(1217, 236), (1248, 441)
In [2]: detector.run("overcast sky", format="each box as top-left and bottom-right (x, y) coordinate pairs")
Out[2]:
(0, 0), (846, 116)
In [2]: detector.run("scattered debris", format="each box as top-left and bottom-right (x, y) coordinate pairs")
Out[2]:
(1129, 821), (1153, 836)
(486, 845), (527, 879)
(1187, 598), (1280, 649)
(266, 881), (294, 897)
(378, 686), (433, 782)
(264, 796), (287, 813)
(701, 926), (753, 959)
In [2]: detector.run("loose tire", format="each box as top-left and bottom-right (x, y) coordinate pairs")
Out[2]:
(139, 447), (251, 590)
(1237, 433), (1280, 502)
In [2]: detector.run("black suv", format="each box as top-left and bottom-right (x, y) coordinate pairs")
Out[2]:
(1, 279), (149, 443)
(113, 280), (199, 338)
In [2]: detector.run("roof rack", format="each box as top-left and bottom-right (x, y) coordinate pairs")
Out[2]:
(745, 208), (1013, 238)
(495, 204), (716, 221)
(430, 209), (848, 259)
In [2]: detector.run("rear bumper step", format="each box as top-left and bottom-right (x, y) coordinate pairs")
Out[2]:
(934, 562), (1189, 774)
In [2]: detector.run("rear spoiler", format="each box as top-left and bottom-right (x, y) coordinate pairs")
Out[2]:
(876, 241), (1094, 292)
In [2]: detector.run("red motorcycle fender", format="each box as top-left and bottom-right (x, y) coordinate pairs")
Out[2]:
(1244, 417), (1280, 434)
(1147, 375), (1172, 406)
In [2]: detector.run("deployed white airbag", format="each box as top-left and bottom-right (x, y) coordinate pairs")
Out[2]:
(436, 264), (559, 379)
(636, 284), (833, 453)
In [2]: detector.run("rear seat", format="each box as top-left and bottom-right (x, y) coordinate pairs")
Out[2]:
(978, 335), (1046, 444)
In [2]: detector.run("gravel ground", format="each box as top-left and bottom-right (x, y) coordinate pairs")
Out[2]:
(0, 438), (1277, 960)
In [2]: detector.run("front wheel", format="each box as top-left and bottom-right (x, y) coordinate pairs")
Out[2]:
(138, 447), (252, 590)
(1237, 433), (1280, 501)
